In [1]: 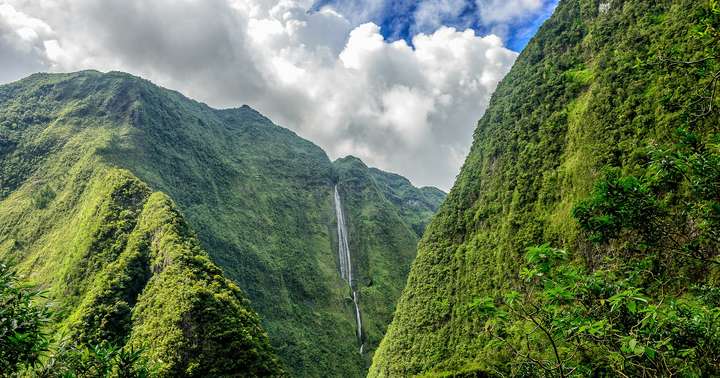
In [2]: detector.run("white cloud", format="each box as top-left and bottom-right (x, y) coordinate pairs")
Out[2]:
(314, 0), (549, 41)
(477, 0), (542, 23)
(413, 0), (468, 32)
(0, 3), (58, 82)
(0, 0), (517, 190)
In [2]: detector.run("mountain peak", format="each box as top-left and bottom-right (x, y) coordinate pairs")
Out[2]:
(335, 155), (367, 166)
(1, 69), (444, 377)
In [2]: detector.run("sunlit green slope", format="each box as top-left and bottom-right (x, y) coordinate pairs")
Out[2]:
(0, 156), (281, 375)
(333, 156), (445, 360)
(0, 71), (444, 376)
(371, 0), (720, 376)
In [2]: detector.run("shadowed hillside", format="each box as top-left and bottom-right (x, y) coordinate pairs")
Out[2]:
(0, 71), (444, 376)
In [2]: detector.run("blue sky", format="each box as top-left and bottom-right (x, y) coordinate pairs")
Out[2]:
(312, 0), (559, 51)
(1, 0), (558, 189)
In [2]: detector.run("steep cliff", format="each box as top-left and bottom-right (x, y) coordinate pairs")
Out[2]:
(0, 71), (444, 376)
(371, 0), (720, 376)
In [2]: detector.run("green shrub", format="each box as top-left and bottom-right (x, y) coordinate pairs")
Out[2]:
(490, 243), (720, 377)
(0, 261), (51, 374)
(33, 340), (153, 378)
(30, 186), (55, 209)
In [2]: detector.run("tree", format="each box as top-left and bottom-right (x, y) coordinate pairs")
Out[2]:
(0, 261), (51, 374)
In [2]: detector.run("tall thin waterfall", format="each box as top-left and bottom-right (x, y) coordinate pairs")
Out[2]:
(334, 185), (364, 354)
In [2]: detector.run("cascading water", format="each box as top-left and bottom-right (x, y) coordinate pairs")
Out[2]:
(334, 185), (364, 354)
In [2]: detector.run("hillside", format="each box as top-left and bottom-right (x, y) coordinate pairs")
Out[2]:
(0, 71), (444, 376)
(0, 164), (282, 376)
(333, 156), (445, 356)
(371, 0), (720, 376)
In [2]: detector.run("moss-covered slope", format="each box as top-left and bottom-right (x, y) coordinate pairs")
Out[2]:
(0, 71), (444, 376)
(333, 156), (443, 361)
(371, 0), (720, 376)
(0, 164), (282, 375)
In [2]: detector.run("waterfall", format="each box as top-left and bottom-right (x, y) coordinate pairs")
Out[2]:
(334, 185), (364, 354)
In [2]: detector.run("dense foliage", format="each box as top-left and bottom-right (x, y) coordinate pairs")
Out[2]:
(490, 134), (720, 375)
(31, 340), (154, 378)
(0, 262), (50, 373)
(0, 260), (154, 377)
(488, 242), (720, 377)
(333, 157), (442, 357)
(371, 0), (720, 376)
(0, 71), (443, 376)
(2, 171), (284, 377)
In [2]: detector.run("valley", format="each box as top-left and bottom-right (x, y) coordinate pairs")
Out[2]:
(0, 71), (444, 377)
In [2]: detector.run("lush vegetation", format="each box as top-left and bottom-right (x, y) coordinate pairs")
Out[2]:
(483, 129), (720, 375)
(33, 341), (154, 377)
(0, 71), (442, 376)
(333, 157), (444, 361)
(1, 260), (155, 377)
(0, 171), (283, 377)
(371, 0), (720, 376)
(0, 261), (50, 373)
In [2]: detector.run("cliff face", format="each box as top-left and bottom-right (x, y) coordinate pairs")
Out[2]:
(371, 0), (720, 376)
(0, 71), (444, 376)
(333, 156), (443, 360)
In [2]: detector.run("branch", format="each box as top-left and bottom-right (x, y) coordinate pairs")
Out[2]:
(524, 303), (567, 378)
(659, 56), (720, 66)
(494, 334), (553, 375)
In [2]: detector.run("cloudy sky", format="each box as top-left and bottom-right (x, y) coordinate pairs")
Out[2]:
(0, 0), (557, 190)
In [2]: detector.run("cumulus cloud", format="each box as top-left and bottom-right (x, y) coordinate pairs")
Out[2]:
(0, 0), (518, 190)
(0, 3), (58, 82)
(477, 0), (543, 23)
(314, 0), (552, 43)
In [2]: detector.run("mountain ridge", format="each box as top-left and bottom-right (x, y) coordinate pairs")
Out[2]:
(370, 0), (720, 376)
(0, 70), (444, 376)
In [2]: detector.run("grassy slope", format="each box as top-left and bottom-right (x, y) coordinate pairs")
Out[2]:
(367, 166), (446, 237)
(370, 0), (717, 375)
(0, 71), (444, 376)
(0, 88), (281, 375)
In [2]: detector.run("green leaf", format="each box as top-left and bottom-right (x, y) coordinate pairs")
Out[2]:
(634, 344), (645, 355)
(645, 347), (656, 359)
(628, 338), (638, 351)
(627, 300), (637, 314)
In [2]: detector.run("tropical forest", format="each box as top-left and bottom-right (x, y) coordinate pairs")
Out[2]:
(1, 0), (719, 377)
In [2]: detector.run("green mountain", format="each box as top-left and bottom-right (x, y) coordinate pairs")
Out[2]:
(0, 71), (444, 376)
(333, 157), (445, 355)
(371, 0), (720, 376)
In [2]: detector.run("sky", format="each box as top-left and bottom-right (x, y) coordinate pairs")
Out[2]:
(0, 0), (557, 190)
